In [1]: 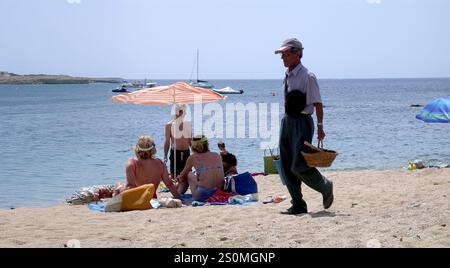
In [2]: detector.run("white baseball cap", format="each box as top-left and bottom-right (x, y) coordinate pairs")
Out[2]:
(274, 38), (304, 54)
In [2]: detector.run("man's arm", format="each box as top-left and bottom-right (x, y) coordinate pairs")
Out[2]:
(314, 102), (325, 141)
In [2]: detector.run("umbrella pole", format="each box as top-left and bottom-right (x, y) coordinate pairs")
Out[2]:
(174, 125), (177, 182)
(173, 101), (177, 183)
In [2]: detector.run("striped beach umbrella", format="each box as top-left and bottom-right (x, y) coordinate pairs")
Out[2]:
(415, 96), (450, 123)
(112, 82), (227, 105)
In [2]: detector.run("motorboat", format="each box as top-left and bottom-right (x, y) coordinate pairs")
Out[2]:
(112, 85), (129, 93)
(213, 86), (244, 94)
(145, 82), (158, 88)
(190, 80), (243, 94)
(190, 81), (244, 95)
(122, 81), (136, 88)
(112, 81), (158, 93)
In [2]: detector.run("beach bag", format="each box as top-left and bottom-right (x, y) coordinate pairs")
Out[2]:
(223, 172), (258, 195)
(263, 148), (279, 174)
(121, 184), (155, 211)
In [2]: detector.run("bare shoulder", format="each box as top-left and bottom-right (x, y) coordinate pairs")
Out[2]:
(211, 152), (222, 160)
(126, 157), (137, 167)
(154, 157), (164, 166)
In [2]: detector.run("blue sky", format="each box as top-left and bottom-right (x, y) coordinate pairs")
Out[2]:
(1, 0), (449, 79)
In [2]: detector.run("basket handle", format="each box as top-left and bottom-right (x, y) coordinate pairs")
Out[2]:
(264, 148), (278, 157)
(318, 140), (324, 149)
(303, 141), (320, 151)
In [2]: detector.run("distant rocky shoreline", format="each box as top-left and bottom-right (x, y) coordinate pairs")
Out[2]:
(0, 71), (121, 84)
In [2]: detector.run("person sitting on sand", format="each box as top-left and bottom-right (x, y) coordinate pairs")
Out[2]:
(126, 136), (182, 200)
(177, 135), (224, 201)
(222, 152), (238, 177)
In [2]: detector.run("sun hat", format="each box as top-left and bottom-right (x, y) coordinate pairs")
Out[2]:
(191, 135), (208, 146)
(135, 136), (155, 152)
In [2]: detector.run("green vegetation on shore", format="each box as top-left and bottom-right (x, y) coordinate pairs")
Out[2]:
(0, 71), (121, 84)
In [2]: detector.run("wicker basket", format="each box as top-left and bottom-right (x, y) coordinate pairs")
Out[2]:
(301, 141), (337, 168)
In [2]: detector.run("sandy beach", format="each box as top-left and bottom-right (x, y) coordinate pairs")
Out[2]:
(1, 168), (449, 248)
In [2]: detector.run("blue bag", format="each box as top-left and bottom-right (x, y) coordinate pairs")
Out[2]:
(224, 172), (258, 195)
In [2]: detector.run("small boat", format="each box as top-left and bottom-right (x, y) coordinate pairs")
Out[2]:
(190, 80), (243, 94)
(190, 79), (214, 90)
(122, 81), (136, 87)
(189, 50), (244, 95)
(122, 80), (146, 88)
(213, 86), (244, 94)
(112, 85), (129, 93)
(144, 82), (158, 88)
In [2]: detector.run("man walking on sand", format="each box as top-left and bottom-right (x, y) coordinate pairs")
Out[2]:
(275, 38), (334, 215)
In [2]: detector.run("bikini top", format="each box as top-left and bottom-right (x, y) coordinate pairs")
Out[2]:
(193, 155), (222, 178)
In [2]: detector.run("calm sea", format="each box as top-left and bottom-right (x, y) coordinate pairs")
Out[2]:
(0, 78), (449, 208)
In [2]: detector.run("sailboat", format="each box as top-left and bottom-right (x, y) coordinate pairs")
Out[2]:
(189, 49), (243, 94)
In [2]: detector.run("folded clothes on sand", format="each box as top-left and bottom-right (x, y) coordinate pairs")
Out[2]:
(67, 184), (115, 205)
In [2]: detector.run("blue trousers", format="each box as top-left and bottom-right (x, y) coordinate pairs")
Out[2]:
(279, 114), (332, 211)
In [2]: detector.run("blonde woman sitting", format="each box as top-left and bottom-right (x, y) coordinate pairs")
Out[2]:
(126, 136), (181, 200)
(177, 135), (224, 201)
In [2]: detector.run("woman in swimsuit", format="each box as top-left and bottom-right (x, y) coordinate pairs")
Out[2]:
(126, 136), (182, 200)
(177, 135), (224, 201)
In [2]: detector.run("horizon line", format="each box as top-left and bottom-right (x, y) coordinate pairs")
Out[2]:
(2, 71), (450, 81)
(124, 76), (450, 80)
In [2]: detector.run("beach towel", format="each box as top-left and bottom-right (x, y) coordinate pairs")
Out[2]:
(206, 189), (236, 203)
(195, 186), (217, 202)
(87, 202), (107, 212)
(228, 193), (259, 205)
